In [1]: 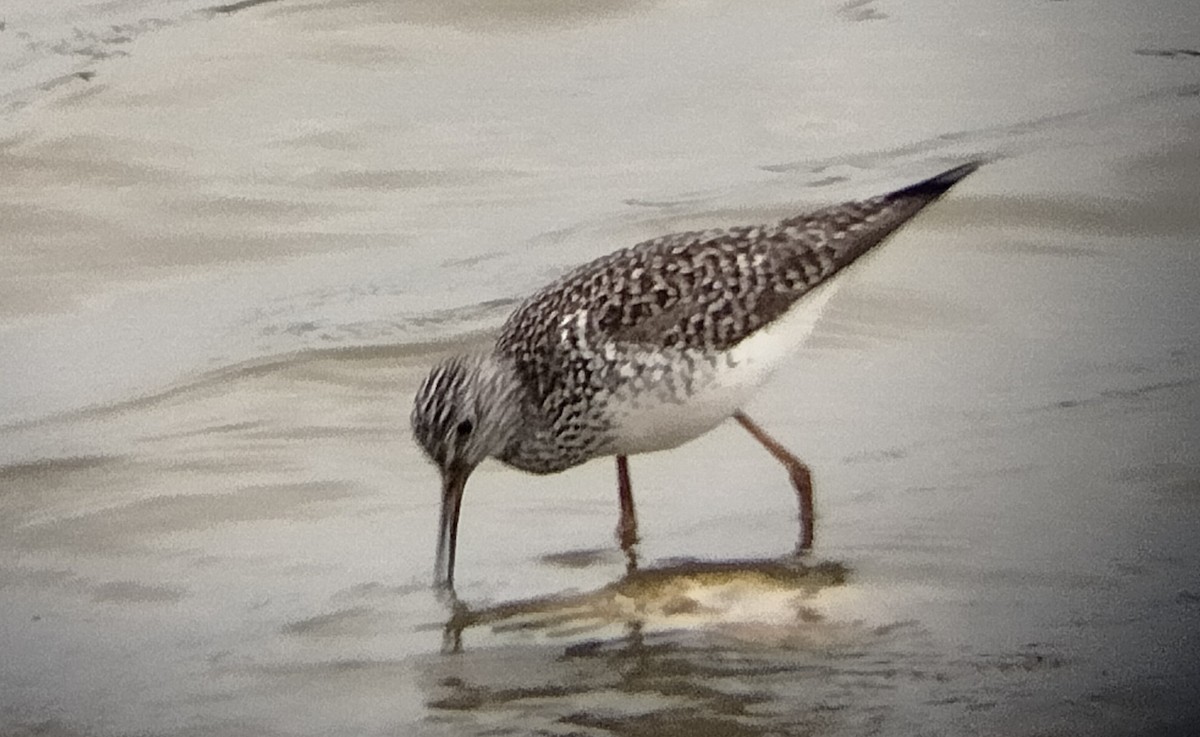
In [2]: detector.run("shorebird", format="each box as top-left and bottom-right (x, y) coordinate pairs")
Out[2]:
(412, 161), (980, 587)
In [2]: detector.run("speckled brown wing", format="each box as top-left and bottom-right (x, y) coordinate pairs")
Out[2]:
(496, 162), (979, 403)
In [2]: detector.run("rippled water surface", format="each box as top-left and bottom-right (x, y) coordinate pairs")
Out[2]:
(2, 1), (1199, 735)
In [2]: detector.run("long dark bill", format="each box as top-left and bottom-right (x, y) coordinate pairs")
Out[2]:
(434, 465), (470, 589)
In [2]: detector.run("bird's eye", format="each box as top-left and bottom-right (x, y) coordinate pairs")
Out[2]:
(456, 419), (474, 437)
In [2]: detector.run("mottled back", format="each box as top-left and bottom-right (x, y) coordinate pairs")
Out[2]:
(496, 163), (977, 412)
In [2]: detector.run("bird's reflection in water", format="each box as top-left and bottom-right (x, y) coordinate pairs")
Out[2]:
(440, 556), (849, 654)
(424, 557), (905, 736)
(423, 557), (1067, 736)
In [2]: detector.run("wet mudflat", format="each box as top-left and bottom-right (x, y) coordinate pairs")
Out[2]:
(2, 1), (1200, 735)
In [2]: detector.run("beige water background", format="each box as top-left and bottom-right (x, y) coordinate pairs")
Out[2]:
(2, 1), (1199, 735)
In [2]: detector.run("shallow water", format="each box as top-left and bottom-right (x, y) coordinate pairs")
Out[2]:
(2, 1), (1200, 735)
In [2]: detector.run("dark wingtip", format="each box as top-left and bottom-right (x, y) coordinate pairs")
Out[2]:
(888, 160), (984, 200)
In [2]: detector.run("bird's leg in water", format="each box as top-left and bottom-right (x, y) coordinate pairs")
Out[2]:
(733, 411), (814, 553)
(615, 454), (640, 572)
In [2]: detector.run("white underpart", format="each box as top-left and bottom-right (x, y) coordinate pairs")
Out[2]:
(607, 277), (844, 455)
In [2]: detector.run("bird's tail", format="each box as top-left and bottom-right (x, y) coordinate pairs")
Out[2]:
(777, 161), (983, 285)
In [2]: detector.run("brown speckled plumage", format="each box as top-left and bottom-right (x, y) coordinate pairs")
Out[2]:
(469, 162), (981, 472)
(411, 162), (981, 586)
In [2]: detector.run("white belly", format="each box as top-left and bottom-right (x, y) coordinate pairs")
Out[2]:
(604, 278), (842, 456)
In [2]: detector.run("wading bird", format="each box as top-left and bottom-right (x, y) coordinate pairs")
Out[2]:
(412, 162), (980, 587)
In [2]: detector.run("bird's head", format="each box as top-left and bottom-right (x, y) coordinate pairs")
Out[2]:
(410, 352), (523, 588)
